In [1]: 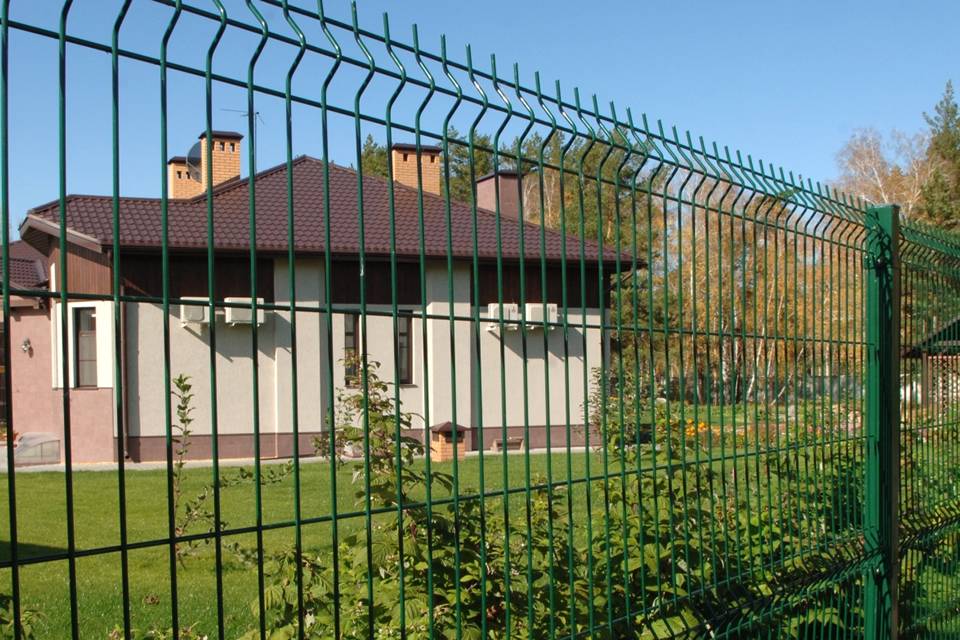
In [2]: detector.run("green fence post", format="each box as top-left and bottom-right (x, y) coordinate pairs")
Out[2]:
(864, 204), (901, 639)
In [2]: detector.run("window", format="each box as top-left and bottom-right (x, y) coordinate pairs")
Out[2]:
(229, 142), (235, 152)
(219, 141), (225, 151)
(344, 313), (359, 386)
(74, 308), (97, 387)
(396, 315), (412, 384)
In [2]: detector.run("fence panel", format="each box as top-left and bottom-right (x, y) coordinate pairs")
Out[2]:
(899, 223), (960, 639)
(0, 2), (954, 639)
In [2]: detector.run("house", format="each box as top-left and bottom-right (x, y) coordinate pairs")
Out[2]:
(10, 131), (619, 463)
(1, 240), (49, 446)
(902, 314), (960, 409)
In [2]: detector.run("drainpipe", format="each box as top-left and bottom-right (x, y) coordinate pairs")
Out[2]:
(120, 283), (130, 460)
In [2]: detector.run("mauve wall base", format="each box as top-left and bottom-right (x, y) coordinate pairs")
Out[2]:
(126, 425), (595, 462)
(125, 432), (323, 462)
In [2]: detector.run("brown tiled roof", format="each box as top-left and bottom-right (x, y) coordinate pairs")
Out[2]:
(4, 241), (46, 289)
(21, 157), (622, 265)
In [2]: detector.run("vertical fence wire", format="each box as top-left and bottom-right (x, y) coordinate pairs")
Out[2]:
(0, 1), (18, 638)
(110, 3), (133, 638)
(202, 2), (228, 637)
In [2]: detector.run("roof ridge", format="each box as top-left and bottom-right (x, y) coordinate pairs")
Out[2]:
(27, 194), (168, 215)
(180, 154), (316, 204)
(24, 157), (318, 211)
(377, 164), (601, 249)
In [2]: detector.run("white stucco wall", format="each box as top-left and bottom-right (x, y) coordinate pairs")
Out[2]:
(124, 257), (606, 451)
(272, 258), (328, 435)
(125, 300), (277, 438)
(425, 263), (472, 429)
(475, 309), (604, 431)
(271, 257), (428, 433)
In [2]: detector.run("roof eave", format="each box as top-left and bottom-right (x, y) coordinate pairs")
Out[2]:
(19, 214), (105, 254)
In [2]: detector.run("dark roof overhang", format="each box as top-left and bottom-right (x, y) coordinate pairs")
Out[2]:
(391, 142), (441, 153)
(199, 130), (243, 140)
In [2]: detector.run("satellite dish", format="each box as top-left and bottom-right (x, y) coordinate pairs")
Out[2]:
(186, 141), (202, 182)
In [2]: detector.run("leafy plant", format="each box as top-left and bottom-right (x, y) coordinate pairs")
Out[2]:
(170, 374), (293, 567)
(0, 594), (41, 640)
(237, 360), (879, 638)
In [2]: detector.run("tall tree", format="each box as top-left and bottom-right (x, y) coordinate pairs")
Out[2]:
(834, 128), (932, 222)
(359, 134), (388, 178)
(922, 81), (960, 228)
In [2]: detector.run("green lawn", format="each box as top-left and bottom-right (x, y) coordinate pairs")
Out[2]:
(0, 452), (607, 639)
(0, 414), (861, 639)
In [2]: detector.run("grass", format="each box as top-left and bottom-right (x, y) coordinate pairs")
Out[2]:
(0, 452), (607, 639)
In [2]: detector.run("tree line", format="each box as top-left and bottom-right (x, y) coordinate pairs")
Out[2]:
(353, 90), (952, 407)
(836, 80), (960, 227)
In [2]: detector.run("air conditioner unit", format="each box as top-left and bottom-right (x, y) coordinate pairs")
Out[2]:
(525, 303), (559, 329)
(224, 297), (265, 326)
(486, 302), (520, 331)
(179, 297), (210, 325)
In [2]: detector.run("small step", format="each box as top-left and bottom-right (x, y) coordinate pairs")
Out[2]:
(491, 436), (524, 452)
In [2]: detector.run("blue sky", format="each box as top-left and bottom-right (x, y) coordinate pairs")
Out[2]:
(5, 0), (956, 233)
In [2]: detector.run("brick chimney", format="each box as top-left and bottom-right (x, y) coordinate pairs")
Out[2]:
(476, 170), (521, 219)
(390, 143), (441, 196)
(167, 156), (203, 199)
(168, 130), (242, 199)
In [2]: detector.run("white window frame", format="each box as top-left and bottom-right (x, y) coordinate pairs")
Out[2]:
(51, 300), (115, 389)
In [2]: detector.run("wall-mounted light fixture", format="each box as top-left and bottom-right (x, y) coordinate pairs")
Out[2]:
(20, 338), (32, 355)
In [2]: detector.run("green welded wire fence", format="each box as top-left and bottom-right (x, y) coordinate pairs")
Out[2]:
(0, 1), (957, 639)
(898, 222), (960, 639)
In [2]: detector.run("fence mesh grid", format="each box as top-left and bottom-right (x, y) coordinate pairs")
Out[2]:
(0, 1), (956, 638)
(899, 224), (960, 639)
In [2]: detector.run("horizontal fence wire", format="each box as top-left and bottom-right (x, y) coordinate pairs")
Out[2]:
(0, 1), (955, 639)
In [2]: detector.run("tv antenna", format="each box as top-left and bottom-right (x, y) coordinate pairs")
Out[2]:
(220, 108), (267, 138)
(222, 108), (265, 158)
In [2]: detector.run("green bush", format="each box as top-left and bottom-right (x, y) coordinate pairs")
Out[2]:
(240, 361), (868, 638)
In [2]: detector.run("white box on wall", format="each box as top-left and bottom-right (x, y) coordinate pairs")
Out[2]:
(224, 297), (265, 326)
(525, 303), (558, 329)
(486, 302), (519, 331)
(179, 297), (210, 325)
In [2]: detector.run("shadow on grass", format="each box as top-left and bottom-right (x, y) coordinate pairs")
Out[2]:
(0, 540), (66, 563)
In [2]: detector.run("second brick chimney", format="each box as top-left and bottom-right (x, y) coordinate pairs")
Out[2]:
(167, 156), (202, 199)
(168, 130), (242, 199)
(476, 170), (521, 219)
(390, 143), (441, 196)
